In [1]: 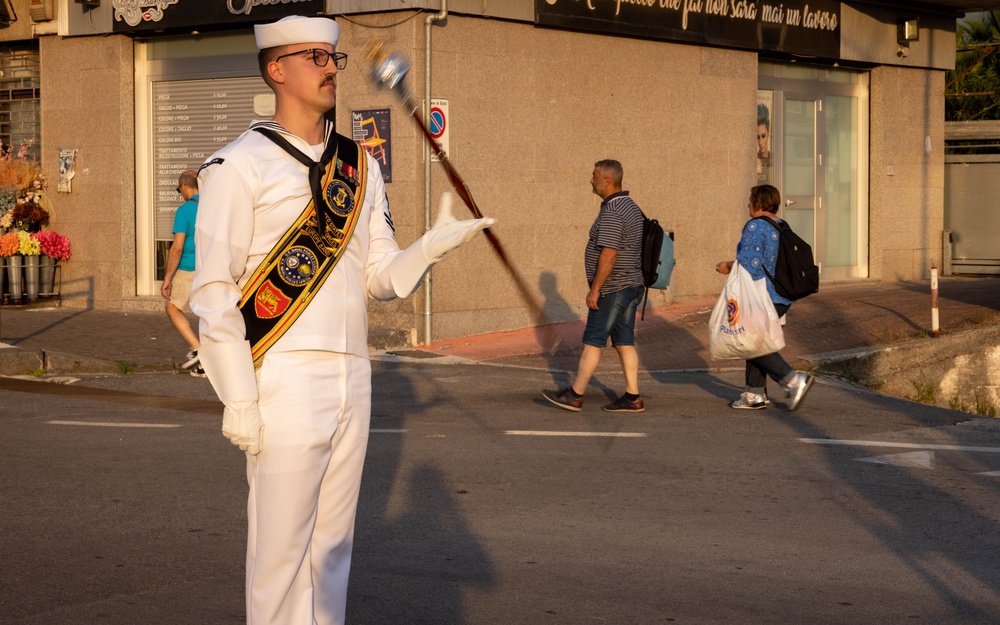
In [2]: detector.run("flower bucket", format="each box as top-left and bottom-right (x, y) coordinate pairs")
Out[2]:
(0, 256), (5, 302)
(24, 254), (39, 300)
(6, 253), (22, 303)
(39, 255), (56, 296)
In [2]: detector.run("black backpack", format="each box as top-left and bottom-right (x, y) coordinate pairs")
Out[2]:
(640, 214), (664, 290)
(755, 217), (819, 300)
(638, 213), (675, 319)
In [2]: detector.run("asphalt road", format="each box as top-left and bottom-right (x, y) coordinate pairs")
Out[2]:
(2, 360), (1000, 624)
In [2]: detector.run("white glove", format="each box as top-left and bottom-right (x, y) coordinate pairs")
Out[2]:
(198, 341), (264, 455)
(384, 192), (495, 297)
(422, 192), (495, 262)
(221, 401), (264, 455)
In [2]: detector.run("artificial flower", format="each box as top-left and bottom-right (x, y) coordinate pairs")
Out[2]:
(0, 231), (18, 257)
(33, 230), (71, 261)
(17, 230), (40, 256)
(9, 201), (49, 232)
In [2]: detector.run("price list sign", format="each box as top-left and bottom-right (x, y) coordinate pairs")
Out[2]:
(152, 76), (273, 240)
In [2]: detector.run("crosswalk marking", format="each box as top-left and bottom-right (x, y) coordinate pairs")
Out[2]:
(799, 438), (1000, 454)
(855, 451), (935, 469)
(47, 420), (181, 429)
(505, 430), (647, 438)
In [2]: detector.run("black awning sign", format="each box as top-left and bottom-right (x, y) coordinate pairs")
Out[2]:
(535, 0), (841, 59)
(113, 0), (325, 33)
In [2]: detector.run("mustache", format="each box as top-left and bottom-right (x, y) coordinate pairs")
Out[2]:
(322, 76), (336, 86)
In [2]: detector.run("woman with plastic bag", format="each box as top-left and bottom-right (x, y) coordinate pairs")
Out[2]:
(714, 184), (814, 411)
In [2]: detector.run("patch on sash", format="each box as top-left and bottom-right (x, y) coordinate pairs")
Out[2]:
(254, 280), (292, 319)
(279, 246), (318, 287)
(325, 179), (355, 217)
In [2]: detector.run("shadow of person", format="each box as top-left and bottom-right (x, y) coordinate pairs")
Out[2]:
(535, 271), (582, 389)
(349, 362), (496, 624)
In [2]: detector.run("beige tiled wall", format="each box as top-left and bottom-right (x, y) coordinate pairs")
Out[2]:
(39, 35), (135, 309)
(27, 13), (946, 343)
(344, 15), (758, 341)
(869, 65), (945, 282)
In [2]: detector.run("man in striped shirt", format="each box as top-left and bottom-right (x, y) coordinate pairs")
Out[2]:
(543, 159), (647, 413)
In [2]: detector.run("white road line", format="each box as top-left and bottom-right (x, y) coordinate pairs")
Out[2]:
(370, 428), (408, 433)
(799, 438), (1000, 454)
(47, 420), (181, 429)
(505, 430), (647, 438)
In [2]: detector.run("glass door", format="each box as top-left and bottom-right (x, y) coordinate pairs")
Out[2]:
(761, 63), (869, 282)
(782, 96), (819, 255)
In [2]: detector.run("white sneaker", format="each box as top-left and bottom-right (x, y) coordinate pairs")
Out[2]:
(181, 349), (199, 370)
(729, 391), (768, 410)
(189, 364), (207, 378)
(786, 372), (814, 411)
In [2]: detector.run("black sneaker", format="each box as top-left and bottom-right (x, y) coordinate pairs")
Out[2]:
(190, 364), (207, 378)
(602, 394), (645, 413)
(182, 349), (199, 370)
(542, 388), (584, 412)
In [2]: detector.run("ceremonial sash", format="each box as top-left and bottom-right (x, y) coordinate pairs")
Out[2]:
(239, 129), (367, 366)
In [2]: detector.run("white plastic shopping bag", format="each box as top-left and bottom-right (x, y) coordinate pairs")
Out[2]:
(708, 264), (785, 360)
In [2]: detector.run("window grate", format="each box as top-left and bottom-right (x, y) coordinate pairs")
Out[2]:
(0, 47), (40, 160)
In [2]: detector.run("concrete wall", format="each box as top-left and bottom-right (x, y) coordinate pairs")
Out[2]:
(7, 10), (949, 344)
(869, 65), (945, 281)
(342, 14), (757, 341)
(39, 34), (134, 309)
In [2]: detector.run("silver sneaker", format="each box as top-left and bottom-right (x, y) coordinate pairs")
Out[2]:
(786, 372), (814, 411)
(729, 391), (768, 410)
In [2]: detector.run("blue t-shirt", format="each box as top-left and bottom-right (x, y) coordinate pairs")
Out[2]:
(736, 216), (791, 306)
(172, 195), (199, 271)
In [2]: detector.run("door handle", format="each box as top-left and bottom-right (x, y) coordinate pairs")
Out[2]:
(785, 199), (795, 206)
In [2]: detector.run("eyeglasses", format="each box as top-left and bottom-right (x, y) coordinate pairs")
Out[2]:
(176, 186), (182, 194)
(275, 48), (348, 70)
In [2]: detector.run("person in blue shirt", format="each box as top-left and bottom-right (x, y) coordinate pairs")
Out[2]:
(161, 170), (204, 376)
(715, 184), (813, 410)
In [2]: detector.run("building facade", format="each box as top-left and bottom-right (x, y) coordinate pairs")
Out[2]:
(0, 0), (987, 343)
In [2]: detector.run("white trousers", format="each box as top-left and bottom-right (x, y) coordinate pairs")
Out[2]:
(247, 351), (371, 625)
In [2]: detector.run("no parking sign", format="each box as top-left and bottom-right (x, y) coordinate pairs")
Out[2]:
(429, 99), (448, 163)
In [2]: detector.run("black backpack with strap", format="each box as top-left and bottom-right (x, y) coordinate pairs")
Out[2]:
(754, 217), (819, 300)
(638, 212), (675, 319)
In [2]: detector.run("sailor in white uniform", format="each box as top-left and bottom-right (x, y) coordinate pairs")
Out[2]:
(190, 15), (493, 625)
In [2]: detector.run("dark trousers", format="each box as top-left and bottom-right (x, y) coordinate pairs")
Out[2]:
(745, 303), (793, 392)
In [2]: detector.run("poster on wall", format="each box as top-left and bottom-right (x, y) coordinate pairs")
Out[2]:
(58, 148), (78, 193)
(352, 108), (392, 183)
(756, 91), (774, 186)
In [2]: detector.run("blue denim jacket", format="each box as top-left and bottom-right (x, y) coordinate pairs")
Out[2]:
(736, 217), (791, 306)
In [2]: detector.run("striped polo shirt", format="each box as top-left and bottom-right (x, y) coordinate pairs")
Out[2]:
(585, 191), (645, 295)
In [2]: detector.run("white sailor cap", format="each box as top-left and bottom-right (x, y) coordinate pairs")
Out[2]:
(254, 15), (340, 50)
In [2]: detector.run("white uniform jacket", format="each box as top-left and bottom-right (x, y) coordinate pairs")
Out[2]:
(191, 120), (402, 359)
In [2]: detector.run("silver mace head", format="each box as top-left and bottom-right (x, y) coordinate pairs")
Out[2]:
(364, 41), (416, 113)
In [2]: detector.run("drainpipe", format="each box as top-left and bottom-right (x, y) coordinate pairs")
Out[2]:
(422, 0), (447, 345)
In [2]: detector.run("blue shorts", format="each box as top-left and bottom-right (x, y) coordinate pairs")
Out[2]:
(582, 285), (645, 348)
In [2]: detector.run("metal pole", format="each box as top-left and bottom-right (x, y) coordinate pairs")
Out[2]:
(930, 265), (939, 338)
(422, 1), (448, 346)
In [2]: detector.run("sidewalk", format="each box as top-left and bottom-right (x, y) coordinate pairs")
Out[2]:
(1, 276), (999, 376)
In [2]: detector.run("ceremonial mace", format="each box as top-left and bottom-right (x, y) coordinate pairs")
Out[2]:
(364, 42), (560, 352)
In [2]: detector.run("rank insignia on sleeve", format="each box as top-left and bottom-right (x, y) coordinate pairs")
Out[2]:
(254, 280), (292, 319)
